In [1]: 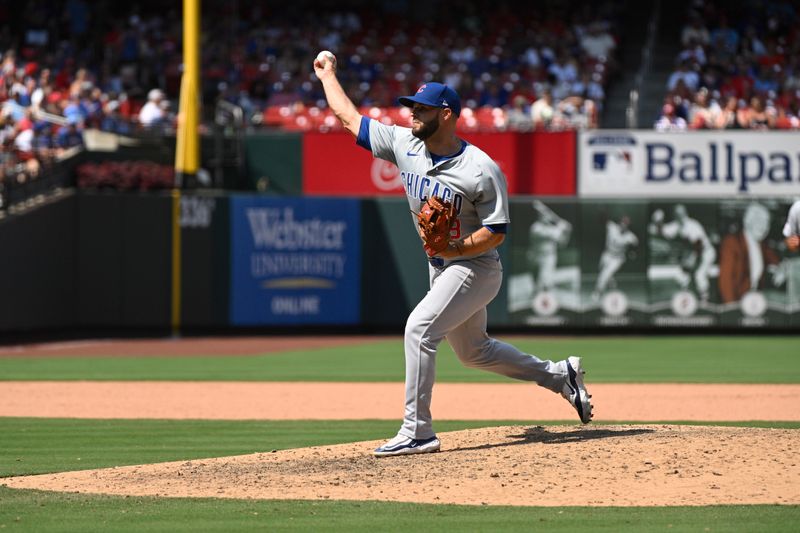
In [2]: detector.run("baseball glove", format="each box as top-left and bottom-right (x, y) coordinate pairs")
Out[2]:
(417, 196), (454, 256)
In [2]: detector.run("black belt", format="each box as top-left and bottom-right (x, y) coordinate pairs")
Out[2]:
(428, 256), (445, 268)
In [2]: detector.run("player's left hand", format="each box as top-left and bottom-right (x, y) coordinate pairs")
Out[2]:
(417, 196), (454, 257)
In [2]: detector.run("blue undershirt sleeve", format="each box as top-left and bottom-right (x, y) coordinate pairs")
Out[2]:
(355, 116), (371, 150)
(485, 224), (508, 234)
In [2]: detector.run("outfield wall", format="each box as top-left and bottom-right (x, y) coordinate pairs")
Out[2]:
(1, 191), (797, 333)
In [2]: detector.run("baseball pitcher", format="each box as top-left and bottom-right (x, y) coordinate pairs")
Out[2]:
(313, 51), (593, 457)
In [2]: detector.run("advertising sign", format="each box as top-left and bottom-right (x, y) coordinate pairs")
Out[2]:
(462, 132), (525, 193)
(717, 200), (796, 328)
(507, 199), (581, 327)
(302, 130), (544, 196)
(303, 132), (393, 195)
(230, 196), (361, 325)
(579, 131), (800, 198)
(646, 201), (719, 327)
(580, 201), (649, 326)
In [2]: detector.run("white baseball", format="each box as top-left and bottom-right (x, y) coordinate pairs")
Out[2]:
(316, 50), (336, 68)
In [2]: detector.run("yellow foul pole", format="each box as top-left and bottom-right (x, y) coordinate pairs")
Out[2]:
(175, 0), (200, 183)
(172, 0), (200, 335)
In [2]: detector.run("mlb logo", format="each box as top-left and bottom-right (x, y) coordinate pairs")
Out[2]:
(592, 150), (633, 175)
(593, 152), (608, 170)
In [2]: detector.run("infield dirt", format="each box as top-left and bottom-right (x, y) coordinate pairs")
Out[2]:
(5, 425), (799, 506)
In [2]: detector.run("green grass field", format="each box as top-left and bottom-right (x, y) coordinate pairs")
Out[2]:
(3, 485), (796, 533)
(0, 336), (798, 382)
(1, 418), (799, 532)
(1, 335), (798, 531)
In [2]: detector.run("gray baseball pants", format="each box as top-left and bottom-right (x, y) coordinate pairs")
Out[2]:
(400, 256), (569, 440)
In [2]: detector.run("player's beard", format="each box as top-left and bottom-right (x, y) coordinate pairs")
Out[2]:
(412, 114), (440, 140)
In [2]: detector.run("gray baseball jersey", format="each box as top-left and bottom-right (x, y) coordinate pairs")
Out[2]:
(358, 118), (510, 264)
(604, 221), (638, 259)
(357, 116), (568, 441)
(784, 200), (800, 238)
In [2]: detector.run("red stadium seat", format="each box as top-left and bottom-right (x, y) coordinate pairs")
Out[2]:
(386, 107), (412, 127)
(263, 106), (291, 127)
(456, 107), (480, 132)
(474, 107), (507, 131)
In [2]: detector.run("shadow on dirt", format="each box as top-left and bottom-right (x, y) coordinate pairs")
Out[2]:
(447, 426), (655, 453)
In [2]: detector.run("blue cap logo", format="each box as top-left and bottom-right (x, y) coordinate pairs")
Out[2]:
(398, 82), (461, 117)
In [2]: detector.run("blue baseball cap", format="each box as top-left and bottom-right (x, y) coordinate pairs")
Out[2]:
(398, 82), (461, 117)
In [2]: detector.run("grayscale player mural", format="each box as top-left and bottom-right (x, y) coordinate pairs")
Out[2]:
(647, 202), (719, 327)
(580, 202), (647, 327)
(508, 200), (581, 327)
(717, 200), (794, 328)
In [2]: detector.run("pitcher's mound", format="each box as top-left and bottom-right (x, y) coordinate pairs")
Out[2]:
(4, 425), (798, 506)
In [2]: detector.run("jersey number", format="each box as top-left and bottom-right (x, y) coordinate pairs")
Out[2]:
(450, 219), (461, 239)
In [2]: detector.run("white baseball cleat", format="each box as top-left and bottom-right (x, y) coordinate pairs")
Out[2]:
(561, 356), (593, 424)
(373, 434), (441, 457)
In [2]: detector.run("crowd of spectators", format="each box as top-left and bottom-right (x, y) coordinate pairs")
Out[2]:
(251, 1), (621, 132)
(656, 0), (800, 131)
(0, 0), (180, 201)
(0, 0), (624, 201)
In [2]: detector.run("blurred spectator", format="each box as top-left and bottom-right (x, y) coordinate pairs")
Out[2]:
(101, 100), (132, 135)
(580, 21), (617, 61)
(2, 87), (27, 122)
(56, 118), (84, 152)
(710, 17), (739, 58)
(738, 95), (776, 130)
(655, 103), (688, 131)
(506, 95), (533, 131)
(667, 59), (701, 92)
(572, 71), (605, 105)
(62, 94), (87, 125)
(715, 95), (746, 129)
(677, 37), (708, 67)
(530, 88), (555, 130)
(557, 94), (598, 129)
(665, 79), (693, 121)
(681, 14), (711, 48)
(13, 113), (35, 155)
(687, 88), (721, 129)
(548, 52), (581, 100)
(138, 88), (168, 128)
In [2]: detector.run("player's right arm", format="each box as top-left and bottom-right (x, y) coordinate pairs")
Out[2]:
(313, 54), (361, 138)
(659, 220), (679, 239)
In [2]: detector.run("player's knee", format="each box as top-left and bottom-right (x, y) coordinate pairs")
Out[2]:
(404, 312), (434, 345)
(453, 338), (493, 368)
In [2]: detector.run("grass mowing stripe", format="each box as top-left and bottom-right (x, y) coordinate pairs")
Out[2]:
(2, 418), (798, 477)
(0, 419), (517, 477)
(0, 336), (798, 383)
(0, 487), (797, 533)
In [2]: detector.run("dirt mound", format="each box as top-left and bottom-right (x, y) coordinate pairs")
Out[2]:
(5, 425), (798, 506)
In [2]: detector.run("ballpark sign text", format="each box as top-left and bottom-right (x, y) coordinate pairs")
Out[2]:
(579, 131), (800, 197)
